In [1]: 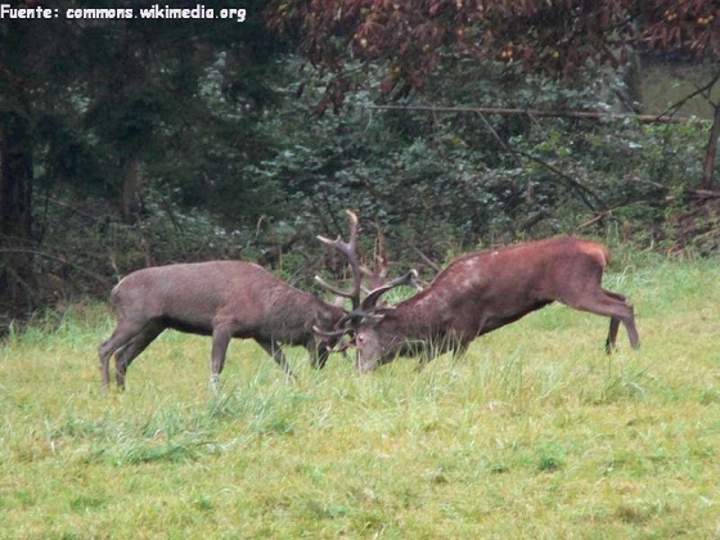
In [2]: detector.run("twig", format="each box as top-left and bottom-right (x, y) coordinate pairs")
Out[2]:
(0, 248), (111, 286)
(577, 209), (613, 229)
(655, 70), (720, 120)
(5, 266), (36, 307)
(475, 112), (523, 167)
(411, 245), (442, 273)
(46, 197), (100, 222)
(158, 198), (183, 233)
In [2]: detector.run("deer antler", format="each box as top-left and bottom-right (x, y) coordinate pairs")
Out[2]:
(314, 211), (421, 349)
(359, 222), (390, 291)
(360, 269), (419, 311)
(315, 209), (362, 310)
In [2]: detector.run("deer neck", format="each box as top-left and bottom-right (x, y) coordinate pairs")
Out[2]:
(384, 286), (450, 342)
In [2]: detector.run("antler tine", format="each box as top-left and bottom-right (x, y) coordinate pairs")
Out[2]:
(315, 210), (362, 310)
(313, 275), (356, 298)
(312, 324), (351, 339)
(373, 223), (389, 280)
(360, 269), (419, 311)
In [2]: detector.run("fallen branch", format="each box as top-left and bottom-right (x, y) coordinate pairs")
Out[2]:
(411, 245), (442, 273)
(690, 189), (720, 199)
(365, 104), (700, 124)
(577, 209), (615, 229)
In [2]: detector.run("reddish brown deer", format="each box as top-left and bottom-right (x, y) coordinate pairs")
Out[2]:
(98, 260), (346, 390)
(316, 212), (640, 373)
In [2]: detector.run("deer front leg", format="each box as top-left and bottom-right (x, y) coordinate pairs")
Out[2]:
(308, 342), (331, 369)
(257, 339), (296, 381)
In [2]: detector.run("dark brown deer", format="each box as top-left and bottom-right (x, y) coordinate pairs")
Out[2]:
(98, 260), (346, 390)
(316, 213), (640, 373)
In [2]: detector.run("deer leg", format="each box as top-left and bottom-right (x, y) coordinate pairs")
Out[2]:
(601, 292), (624, 351)
(602, 289), (625, 352)
(619, 301), (640, 350)
(562, 289), (640, 350)
(603, 290), (627, 302)
(602, 289), (639, 351)
(452, 341), (470, 360)
(114, 322), (164, 390)
(210, 325), (233, 390)
(606, 317), (621, 354)
(98, 319), (147, 390)
(310, 345), (330, 369)
(257, 339), (296, 381)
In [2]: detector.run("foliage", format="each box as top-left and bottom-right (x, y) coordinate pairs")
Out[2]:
(269, 0), (720, 108)
(0, 0), (287, 319)
(247, 58), (713, 270)
(2, 3), (720, 328)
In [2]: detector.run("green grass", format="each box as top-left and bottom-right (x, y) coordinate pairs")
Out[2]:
(1, 257), (719, 538)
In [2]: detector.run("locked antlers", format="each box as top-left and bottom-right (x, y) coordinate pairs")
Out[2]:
(313, 210), (420, 341)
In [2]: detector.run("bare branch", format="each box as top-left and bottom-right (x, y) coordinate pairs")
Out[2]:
(365, 104), (697, 124)
(656, 70), (720, 119)
(0, 248), (111, 286)
(411, 245), (442, 273)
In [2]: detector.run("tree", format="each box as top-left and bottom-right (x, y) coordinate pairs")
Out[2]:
(270, 1), (720, 188)
(0, 0), (284, 316)
(271, 1), (720, 98)
(0, 11), (84, 308)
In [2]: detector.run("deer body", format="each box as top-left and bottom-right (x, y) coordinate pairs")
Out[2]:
(99, 261), (345, 389)
(352, 236), (640, 372)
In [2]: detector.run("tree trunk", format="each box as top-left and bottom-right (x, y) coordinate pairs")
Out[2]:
(700, 104), (720, 190)
(0, 112), (35, 308)
(121, 157), (143, 223)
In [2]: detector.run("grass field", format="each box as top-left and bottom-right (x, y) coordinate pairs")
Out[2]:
(1, 254), (719, 539)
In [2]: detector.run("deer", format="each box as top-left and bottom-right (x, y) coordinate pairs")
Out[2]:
(98, 260), (348, 390)
(314, 211), (640, 373)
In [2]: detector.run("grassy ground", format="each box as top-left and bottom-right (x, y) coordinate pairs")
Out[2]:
(1, 254), (719, 539)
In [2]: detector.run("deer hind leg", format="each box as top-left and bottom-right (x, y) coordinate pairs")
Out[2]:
(210, 325), (233, 390)
(98, 319), (148, 390)
(257, 339), (296, 381)
(606, 318), (621, 354)
(601, 290), (625, 353)
(602, 289), (639, 351)
(114, 322), (164, 390)
(562, 288), (639, 351)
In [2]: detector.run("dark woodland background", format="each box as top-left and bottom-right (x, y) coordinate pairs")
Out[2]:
(2, 0), (720, 331)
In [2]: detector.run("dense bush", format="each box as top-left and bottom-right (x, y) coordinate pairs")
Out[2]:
(3, 56), (717, 331)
